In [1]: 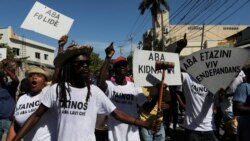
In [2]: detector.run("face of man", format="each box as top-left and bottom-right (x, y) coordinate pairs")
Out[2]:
(114, 61), (128, 78)
(29, 73), (46, 94)
(72, 54), (90, 80)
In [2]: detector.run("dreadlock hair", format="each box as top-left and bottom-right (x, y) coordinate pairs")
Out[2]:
(56, 54), (92, 108)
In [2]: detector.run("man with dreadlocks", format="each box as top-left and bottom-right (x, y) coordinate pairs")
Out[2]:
(12, 42), (156, 141)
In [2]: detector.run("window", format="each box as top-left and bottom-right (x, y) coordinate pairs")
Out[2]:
(44, 54), (48, 60)
(13, 48), (20, 56)
(188, 26), (202, 30)
(223, 27), (239, 30)
(35, 52), (40, 59)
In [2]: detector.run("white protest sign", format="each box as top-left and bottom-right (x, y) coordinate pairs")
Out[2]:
(21, 1), (74, 40)
(133, 50), (181, 86)
(181, 47), (250, 94)
(0, 48), (7, 61)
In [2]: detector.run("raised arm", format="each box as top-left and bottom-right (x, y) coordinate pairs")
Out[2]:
(52, 35), (68, 84)
(1, 59), (19, 84)
(12, 104), (48, 141)
(2, 66), (19, 85)
(111, 108), (153, 129)
(96, 42), (115, 92)
(175, 33), (187, 54)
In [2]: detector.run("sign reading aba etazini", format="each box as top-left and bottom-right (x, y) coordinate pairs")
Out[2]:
(21, 1), (74, 40)
(180, 46), (250, 94)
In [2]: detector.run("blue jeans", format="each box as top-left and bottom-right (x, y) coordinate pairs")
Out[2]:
(140, 123), (165, 141)
(0, 119), (11, 140)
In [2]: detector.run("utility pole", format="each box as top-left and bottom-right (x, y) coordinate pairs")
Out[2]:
(200, 24), (205, 50)
(118, 45), (123, 56)
(0, 34), (3, 47)
(161, 11), (165, 51)
(128, 34), (133, 56)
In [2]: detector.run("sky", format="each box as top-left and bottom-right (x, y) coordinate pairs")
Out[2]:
(1, 0), (250, 59)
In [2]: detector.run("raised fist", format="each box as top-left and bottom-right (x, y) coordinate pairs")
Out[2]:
(105, 42), (115, 58)
(58, 35), (68, 47)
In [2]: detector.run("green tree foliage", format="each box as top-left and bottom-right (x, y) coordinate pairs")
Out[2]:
(89, 52), (103, 76)
(139, 0), (169, 27)
(139, 0), (169, 51)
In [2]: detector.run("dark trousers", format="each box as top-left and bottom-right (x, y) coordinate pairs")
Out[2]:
(95, 129), (108, 141)
(185, 129), (218, 141)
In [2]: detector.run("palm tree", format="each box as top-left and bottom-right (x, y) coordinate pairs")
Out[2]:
(139, 0), (169, 51)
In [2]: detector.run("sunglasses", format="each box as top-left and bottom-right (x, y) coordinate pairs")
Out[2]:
(73, 60), (91, 67)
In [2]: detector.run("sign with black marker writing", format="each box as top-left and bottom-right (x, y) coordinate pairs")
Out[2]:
(133, 49), (181, 86)
(21, 1), (74, 40)
(181, 47), (250, 94)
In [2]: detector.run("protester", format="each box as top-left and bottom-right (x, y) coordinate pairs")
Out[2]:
(176, 72), (218, 141)
(216, 70), (245, 141)
(17, 78), (31, 99)
(6, 65), (56, 141)
(0, 59), (19, 141)
(97, 43), (159, 141)
(12, 43), (155, 141)
(0, 71), (15, 141)
(233, 63), (250, 141)
(0, 59), (20, 101)
(139, 84), (171, 141)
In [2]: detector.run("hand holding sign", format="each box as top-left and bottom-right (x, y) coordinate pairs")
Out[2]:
(58, 35), (68, 47)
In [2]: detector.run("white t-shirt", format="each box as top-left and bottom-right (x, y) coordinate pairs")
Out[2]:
(105, 80), (147, 141)
(177, 72), (216, 131)
(41, 84), (116, 141)
(219, 71), (245, 114)
(14, 86), (57, 141)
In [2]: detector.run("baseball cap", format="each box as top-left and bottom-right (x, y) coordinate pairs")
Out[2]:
(113, 56), (127, 65)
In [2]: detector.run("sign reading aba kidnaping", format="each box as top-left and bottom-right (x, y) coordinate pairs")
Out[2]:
(133, 49), (182, 87)
(181, 47), (250, 94)
(21, 1), (74, 40)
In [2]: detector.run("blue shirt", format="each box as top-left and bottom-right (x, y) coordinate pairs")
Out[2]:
(0, 88), (15, 119)
(233, 82), (250, 129)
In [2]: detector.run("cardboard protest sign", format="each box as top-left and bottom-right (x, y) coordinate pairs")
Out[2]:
(21, 1), (74, 40)
(133, 49), (181, 86)
(181, 47), (250, 94)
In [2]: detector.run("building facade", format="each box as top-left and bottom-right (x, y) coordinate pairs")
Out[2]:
(142, 10), (249, 57)
(0, 26), (56, 79)
(0, 26), (55, 68)
(168, 24), (248, 56)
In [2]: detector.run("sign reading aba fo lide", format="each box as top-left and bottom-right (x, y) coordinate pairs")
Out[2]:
(181, 46), (250, 94)
(21, 1), (74, 40)
(133, 49), (182, 87)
